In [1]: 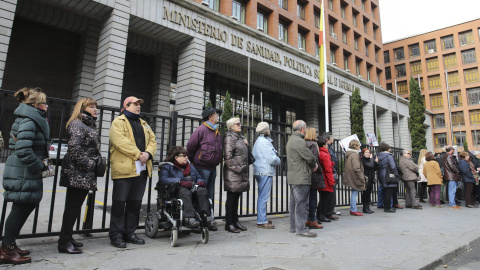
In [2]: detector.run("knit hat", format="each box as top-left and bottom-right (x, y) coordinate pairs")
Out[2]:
(256, 122), (269, 134)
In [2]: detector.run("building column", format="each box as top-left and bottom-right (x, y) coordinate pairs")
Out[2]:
(363, 102), (374, 136)
(393, 117), (399, 148)
(377, 110), (394, 145)
(399, 115), (411, 149)
(91, 2), (130, 152)
(330, 94), (351, 140)
(0, 0), (17, 88)
(425, 124), (434, 151)
(151, 45), (173, 117)
(305, 93), (319, 130)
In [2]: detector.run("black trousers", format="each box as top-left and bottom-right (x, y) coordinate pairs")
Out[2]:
(109, 171), (148, 240)
(317, 191), (334, 217)
(362, 185), (373, 206)
(176, 186), (211, 218)
(418, 182), (428, 200)
(393, 186), (399, 205)
(3, 203), (37, 244)
(59, 187), (89, 244)
(225, 191), (241, 225)
(325, 185), (336, 216)
(384, 187), (395, 210)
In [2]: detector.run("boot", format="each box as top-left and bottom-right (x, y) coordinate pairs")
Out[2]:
(13, 243), (30, 256)
(363, 204), (374, 214)
(0, 243), (31, 265)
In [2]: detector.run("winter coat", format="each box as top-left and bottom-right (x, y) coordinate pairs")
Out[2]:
(157, 162), (204, 186)
(361, 155), (377, 187)
(418, 157), (427, 183)
(443, 153), (460, 181)
(328, 145), (338, 174)
(252, 134), (281, 176)
(286, 132), (316, 186)
(435, 152), (446, 174)
(399, 155), (419, 181)
(377, 151), (399, 188)
(60, 114), (101, 191)
(306, 141), (325, 190)
(223, 130), (250, 193)
(458, 159), (476, 184)
(319, 147), (335, 192)
(186, 123), (223, 170)
(109, 114), (157, 179)
(2, 103), (49, 203)
(423, 160), (443, 186)
(342, 149), (366, 191)
(0, 132), (4, 151)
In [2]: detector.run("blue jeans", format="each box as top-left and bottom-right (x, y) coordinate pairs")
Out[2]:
(308, 189), (317, 221)
(350, 189), (359, 212)
(196, 168), (216, 203)
(377, 184), (385, 207)
(255, 175), (272, 225)
(448, 180), (457, 207)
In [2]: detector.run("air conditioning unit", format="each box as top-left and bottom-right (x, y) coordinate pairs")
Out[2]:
(231, 16), (238, 20)
(358, 75), (362, 78)
(331, 33), (338, 39)
(332, 63), (337, 66)
(428, 49), (435, 54)
(346, 69), (351, 72)
(201, 1), (210, 6)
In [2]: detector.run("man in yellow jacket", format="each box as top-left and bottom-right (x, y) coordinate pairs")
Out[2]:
(108, 97), (157, 248)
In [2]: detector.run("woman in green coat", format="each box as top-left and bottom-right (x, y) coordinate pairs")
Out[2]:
(1, 88), (49, 265)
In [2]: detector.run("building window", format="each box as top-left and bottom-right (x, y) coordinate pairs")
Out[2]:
(232, 0), (246, 23)
(462, 49), (477, 64)
(344, 53), (349, 70)
(365, 42), (369, 57)
(468, 87), (480, 105)
(459, 30), (474, 46)
(362, 0), (365, 10)
(453, 132), (466, 146)
(329, 20), (335, 35)
(341, 4), (346, 19)
(375, 49), (379, 62)
(314, 12), (320, 28)
(376, 72), (381, 86)
(363, 20), (368, 34)
(409, 43), (420, 58)
(315, 38), (319, 57)
(448, 71), (460, 86)
(451, 111), (465, 126)
(297, 3), (305, 20)
(342, 28), (347, 44)
(433, 114), (445, 129)
(279, 21), (288, 43)
(426, 57), (439, 71)
(430, 93), (443, 110)
(387, 83), (393, 91)
(410, 61), (422, 75)
(428, 75), (441, 90)
(415, 77), (425, 91)
(434, 133), (447, 148)
(472, 130), (480, 146)
(356, 60), (361, 76)
(443, 53), (457, 68)
(204, 0), (220, 11)
(298, 31), (306, 50)
(279, 0), (288, 10)
(470, 109), (480, 124)
(330, 47), (337, 64)
(397, 81), (408, 94)
(441, 35), (454, 50)
(395, 64), (406, 78)
(385, 67), (391, 80)
(450, 91), (462, 107)
(394, 47), (405, 61)
(352, 12), (357, 27)
(367, 66), (371, 81)
(373, 27), (377, 40)
(354, 36), (359, 50)
(328, 0), (333, 10)
(384, 51), (390, 64)
(257, 11), (268, 34)
(465, 68), (480, 84)
(424, 39), (437, 54)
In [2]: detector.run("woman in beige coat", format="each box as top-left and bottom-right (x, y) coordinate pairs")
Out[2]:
(423, 152), (443, 207)
(343, 140), (365, 216)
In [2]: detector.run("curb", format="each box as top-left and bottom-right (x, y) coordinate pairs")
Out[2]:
(420, 236), (480, 270)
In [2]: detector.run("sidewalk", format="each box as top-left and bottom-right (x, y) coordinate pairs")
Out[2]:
(5, 200), (480, 270)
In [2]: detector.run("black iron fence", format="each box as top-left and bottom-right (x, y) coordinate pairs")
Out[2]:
(0, 89), (413, 240)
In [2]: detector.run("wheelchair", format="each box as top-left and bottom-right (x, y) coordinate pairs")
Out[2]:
(144, 183), (213, 247)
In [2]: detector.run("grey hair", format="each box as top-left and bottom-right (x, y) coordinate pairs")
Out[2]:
(322, 132), (333, 140)
(402, 149), (411, 155)
(226, 117), (240, 129)
(292, 120), (306, 131)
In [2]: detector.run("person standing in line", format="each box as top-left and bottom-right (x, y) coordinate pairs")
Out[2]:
(468, 151), (480, 204)
(361, 148), (377, 214)
(317, 138), (335, 222)
(399, 150), (422, 210)
(423, 152), (443, 207)
(286, 120), (318, 238)
(109, 97), (157, 248)
(223, 118), (250, 233)
(58, 98), (102, 254)
(186, 107), (222, 231)
(435, 147), (447, 204)
(304, 127), (324, 229)
(377, 142), (399, 213)
(417, 149), (429, 203)
(458, 152), (478, 208)
(0, 132), (4, 152)
(1, 88), (49, 264)
(252, 122), (280, 229)
(343, 140), (366, 216)
(443, 146), (461, 210)
(321, 132), (340, 220)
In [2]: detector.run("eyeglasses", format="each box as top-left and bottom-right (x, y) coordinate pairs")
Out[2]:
(177, 154), (187, 157)
(234, 123), (241, 126)
(407, 153), (412, 156)
(38, 102), (47, 105)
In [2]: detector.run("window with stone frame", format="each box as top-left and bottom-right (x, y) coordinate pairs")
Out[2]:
(384, 51), (390, 64)
(232, 0), (246, 23)
(443, 53), (457, 68)
(467, 87), (480, 105)
(297, 2), (305, 20)
(428, 75), (441, 90)
(459, 30), (474, 46)
(434, 133), (447, 148)
(395, 64), (406, 78)
(465, 68), (480, 84)
(410, 61), (422, 75)
(397, 81), (408, 94)
(433, 114), (445, 129)
(409, 43), (420, 57)
(430, 93), (443, 109)
(441, 35), (454, 50)
(257, 11), (268, 34)
(451, 111), (465, 126)
(426, 57), (439, 71)
(449, 91), (462, 107)
(447, 71), (460, 86)
(424, 39), (437, 54)
(279, 0), (288, 10)
(279, 21), (288, 43)
(453, 132), (466, 146)
(461, 49), (477, 64)
(394, 47), (405, 61)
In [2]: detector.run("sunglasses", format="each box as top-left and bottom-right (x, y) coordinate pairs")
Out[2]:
(234, 123), (241, 126)
(177, 154), (187, 157)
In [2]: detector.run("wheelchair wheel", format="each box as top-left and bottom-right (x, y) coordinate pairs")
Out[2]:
(171, 228), (178, 247)
(145, 211), (159, 238)
(201, 228), (209, 244)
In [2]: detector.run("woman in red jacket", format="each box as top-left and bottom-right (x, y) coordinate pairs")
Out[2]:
(316, 138), (336, 223)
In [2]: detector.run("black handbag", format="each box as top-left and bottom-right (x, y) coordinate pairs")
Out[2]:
(385, 164), (399, 185)
(247, 145), (255, 165)
(95, 149), (107, 177)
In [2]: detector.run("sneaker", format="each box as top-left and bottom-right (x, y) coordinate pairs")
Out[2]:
(350, 211), (363, 216)
(450, 206), (462, 210)
(257, 223), (275, 229)
(184, 217), (200, 228)
(296, 231), (317, 238)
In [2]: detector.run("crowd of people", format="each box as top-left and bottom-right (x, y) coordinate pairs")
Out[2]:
(2, 87), (479, 263)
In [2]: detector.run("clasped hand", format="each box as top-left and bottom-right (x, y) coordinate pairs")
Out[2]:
(139, 152), (149, 164)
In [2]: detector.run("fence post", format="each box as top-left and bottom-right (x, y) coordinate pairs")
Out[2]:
(168, 111), (178, 150)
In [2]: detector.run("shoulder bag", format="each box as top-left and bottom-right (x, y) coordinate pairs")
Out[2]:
(385, 164), (399, 185)
(247, 144), (255, 165)
(95, 149), (107, 177)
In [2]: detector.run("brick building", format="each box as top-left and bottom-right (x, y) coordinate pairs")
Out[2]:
(384, 19), (480, 152)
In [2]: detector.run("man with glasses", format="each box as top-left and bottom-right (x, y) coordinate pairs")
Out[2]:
(399, 150), (422, 209)
(187, 107), (223, 231)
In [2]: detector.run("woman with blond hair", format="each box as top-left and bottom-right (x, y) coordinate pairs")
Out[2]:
(58, 97), (102, 254)
(1, 88), (49, 264)
(304, 127), (324, 229)
(417, 149), (428, 203)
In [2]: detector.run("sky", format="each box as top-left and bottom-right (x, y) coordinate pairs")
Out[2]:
(379, 0), (480, 43)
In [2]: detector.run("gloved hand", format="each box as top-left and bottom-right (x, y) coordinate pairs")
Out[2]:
(179, 181), (192, 189)
(197, 181), (206, 188)
(183, 175), (193, 182)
